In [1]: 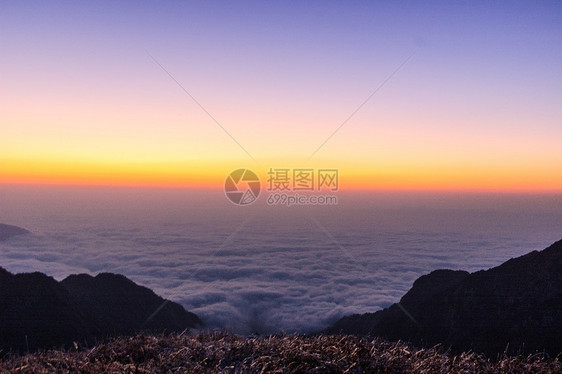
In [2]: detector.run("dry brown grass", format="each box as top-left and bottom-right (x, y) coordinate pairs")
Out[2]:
(1, 331), (560, 373)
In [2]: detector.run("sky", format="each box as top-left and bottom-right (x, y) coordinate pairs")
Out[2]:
(1, 1), (561, 191)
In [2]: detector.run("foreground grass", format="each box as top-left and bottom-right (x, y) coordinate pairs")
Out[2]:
(1, 332), (560, 373)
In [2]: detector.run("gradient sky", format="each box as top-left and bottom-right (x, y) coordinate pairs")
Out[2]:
(1, 1), (561, 191)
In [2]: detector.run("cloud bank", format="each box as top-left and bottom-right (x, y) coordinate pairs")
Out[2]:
(1, 189), (561, 333)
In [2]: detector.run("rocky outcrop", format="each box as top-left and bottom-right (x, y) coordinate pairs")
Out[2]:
(0, 269), (202, 352)
(327, 240), (562, 356)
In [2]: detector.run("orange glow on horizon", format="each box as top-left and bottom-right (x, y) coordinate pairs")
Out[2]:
(1, 158), (561, 193)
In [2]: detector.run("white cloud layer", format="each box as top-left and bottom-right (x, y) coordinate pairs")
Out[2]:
(1, 189), (561, 334)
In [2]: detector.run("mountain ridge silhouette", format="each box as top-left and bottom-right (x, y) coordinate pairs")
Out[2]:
(326, 239), (562, 356)
(0, 267), (202, 352)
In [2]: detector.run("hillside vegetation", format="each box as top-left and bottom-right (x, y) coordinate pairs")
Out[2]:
(1, 332), (560, 373)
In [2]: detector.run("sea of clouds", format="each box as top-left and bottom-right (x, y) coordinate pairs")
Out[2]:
(1, 187), (561, 334)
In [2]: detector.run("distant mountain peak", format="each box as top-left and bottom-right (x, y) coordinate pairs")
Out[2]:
(0, 223), (30, 241)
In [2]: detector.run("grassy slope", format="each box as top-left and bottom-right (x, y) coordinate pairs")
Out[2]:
(1, 332), (560, 373)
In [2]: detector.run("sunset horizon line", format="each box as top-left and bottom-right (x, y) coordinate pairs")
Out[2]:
(2, 180), (561, 194)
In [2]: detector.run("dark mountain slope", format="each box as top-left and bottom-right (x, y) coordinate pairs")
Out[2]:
(61, 273), (200, 334)
(0, 270), (90, 351)
(0, 269), (202, 352)
(327, 239), (562, 356)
